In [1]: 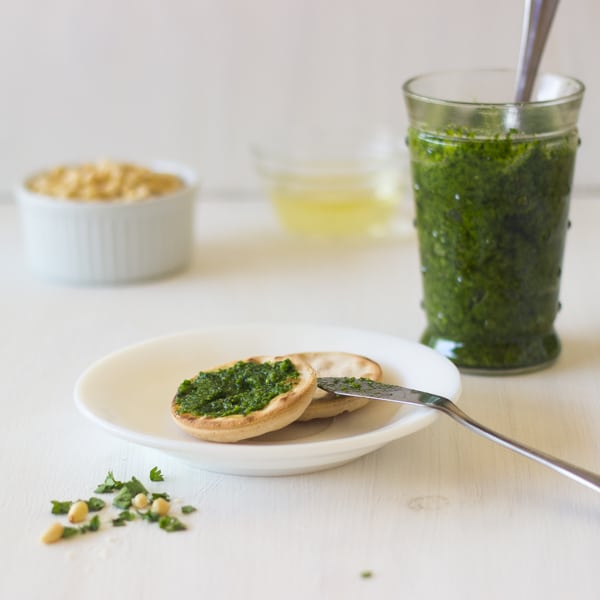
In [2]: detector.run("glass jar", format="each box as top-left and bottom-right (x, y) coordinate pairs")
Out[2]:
(403, 69), (584, 373)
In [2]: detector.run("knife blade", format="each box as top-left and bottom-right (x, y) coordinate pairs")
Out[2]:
(316, 376), (447, 409)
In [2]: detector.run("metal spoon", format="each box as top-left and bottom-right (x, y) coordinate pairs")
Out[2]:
(514, 0), (560, 102)
(318, 377), (600, 494)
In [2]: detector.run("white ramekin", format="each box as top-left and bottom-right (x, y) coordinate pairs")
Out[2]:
(15, 161), (197, 285)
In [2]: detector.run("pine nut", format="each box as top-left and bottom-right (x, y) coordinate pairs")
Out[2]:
(41, 522), (64, 544)
(26, 161), (183, 201)
(151, 497), (170, 516)
(67, 500), (89, 523)
(132, 493), (149, 510)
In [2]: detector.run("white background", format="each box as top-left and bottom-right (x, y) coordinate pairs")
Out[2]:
(1, 0), (598, 194)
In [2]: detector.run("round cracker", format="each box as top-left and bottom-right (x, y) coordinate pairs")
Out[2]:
(171, 354), (316, 443)
(291, 351), (383, 421)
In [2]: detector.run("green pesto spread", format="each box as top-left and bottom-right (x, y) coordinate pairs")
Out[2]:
(407, 127), (578, 371)
(174, 359), (299, 418)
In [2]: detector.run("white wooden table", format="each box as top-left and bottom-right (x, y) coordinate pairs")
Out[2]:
(1, 194), (599, 599)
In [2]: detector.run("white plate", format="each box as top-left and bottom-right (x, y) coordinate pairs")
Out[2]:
(74, 323), (461, 476)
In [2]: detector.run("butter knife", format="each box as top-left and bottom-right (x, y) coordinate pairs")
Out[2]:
(317, 377), (600, 494)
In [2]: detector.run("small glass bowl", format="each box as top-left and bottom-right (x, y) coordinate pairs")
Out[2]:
(253, 133), (407, 238)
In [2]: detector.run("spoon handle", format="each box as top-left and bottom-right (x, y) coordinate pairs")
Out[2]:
(515, 0), (561, 102)
(433, 397), (600, 493)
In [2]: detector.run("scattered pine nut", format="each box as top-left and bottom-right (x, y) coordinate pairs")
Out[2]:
(151, 497), (170, 516)
(41, 522), (64, 544)
(67, 500), (89, 524)
(132, 493), (149, 510)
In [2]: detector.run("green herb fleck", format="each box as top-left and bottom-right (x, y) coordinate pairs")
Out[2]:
(79, 515), (101, 534)
(126, 476), (148, 496)
(112, 476), (149, 509)
(51, 497), (105, 514)
(113, 487), (133, 509)
(112, 510), (136, 527)
(61, 526), (79, 539)
(86, 497), (106, 512)
(181, 505), (197, 514)
(50, 500), (72, 515)
(138, 510), (160, 523)
(158, 515), (186, 532)
(95, 471), (123, 493)
(151, 492), (170, 502)
(339, 377), (365, 391)
(149, 466), (164, 482)
(360, 570), (373, 579)
(112, 518), (127, 527)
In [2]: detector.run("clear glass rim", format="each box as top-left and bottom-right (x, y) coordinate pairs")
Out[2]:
(252, 134), (406, 179)
(402, 68), (585, 108)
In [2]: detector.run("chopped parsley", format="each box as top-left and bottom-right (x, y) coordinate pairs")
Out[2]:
(150, 466), (164, 482)
(151, 492), (170, 502)
(112, 510), (136, 527)
(61, 526), (79, 540)
(112, 477), (148, 509)
(158, 515), (186, 532)
(86, 497), (106, 512)
(113, 487), (134, 510)
(94, 471), (124, 493)
(59, 515), (102, 540)
(138, 510), (160, 523)
(44, 467), (196, 544)
(51, 497), (105, 514)
(79, 515), (101, 534)
(50, 500), (72, 515)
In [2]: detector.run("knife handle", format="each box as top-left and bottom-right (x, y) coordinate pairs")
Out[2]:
(431, 397), (600, 494)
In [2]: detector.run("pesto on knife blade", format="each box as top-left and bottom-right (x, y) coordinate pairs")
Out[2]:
(174, 359), (300, 418)
(408, 127), (578, 370)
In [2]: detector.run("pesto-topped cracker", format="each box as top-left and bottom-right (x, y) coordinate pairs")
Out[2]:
(171, 355), (316, 443)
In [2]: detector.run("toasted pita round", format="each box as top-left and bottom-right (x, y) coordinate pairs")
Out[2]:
(171, 354), (316, 443)
(290, 351), (383, 421)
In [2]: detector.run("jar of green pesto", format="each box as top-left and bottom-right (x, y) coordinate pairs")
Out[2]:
(403, 69), (584, 373)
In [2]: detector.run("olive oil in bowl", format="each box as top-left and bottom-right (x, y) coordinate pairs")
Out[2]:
(254, 136), (406, 238)
(269, 169), (401, 237)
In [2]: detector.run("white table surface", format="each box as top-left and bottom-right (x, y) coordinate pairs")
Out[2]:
(1, 194), (599, 600)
